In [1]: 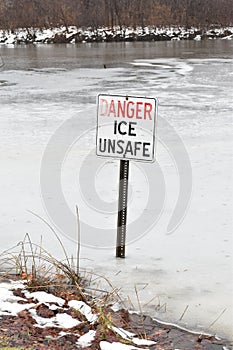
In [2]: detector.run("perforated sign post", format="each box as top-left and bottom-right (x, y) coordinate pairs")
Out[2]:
(96, 94), (157, 258)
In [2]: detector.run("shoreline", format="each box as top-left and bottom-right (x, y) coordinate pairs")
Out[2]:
(0, 25), (233, 45)
(0, 274), (232, 349)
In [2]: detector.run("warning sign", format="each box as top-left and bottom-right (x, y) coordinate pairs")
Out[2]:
(96, 94), (157, 162)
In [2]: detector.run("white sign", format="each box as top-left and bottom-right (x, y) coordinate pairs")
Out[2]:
(96, 94), (157, 162)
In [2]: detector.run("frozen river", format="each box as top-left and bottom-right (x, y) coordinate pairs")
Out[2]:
(0, 40), (233, 338)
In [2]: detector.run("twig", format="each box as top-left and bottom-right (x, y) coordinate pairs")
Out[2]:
(39, 235), (43, 269)
(76, 205), (81, 276)
(134, 285), (147, 339)
(0, 53), (4, 68)
(179, 305), (189, 321)
(156, 302), (167, 312)
(24, 233), (37, 278)
(27, 210), (71, 270)
(127, 295), (135, 310)
(198, 308), (227, 342)
(143, 295), (158, 308)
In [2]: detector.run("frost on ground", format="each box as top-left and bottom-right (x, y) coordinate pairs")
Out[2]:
(0, 278), (231, 349)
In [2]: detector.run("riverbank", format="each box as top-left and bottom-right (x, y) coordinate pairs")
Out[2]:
(0, 274), (232, 350)
(0, 25), (233, 45)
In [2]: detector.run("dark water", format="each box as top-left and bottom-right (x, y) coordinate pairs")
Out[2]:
(1, 39), (233, 70)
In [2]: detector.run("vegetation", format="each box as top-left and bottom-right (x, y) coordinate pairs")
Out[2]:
(0, 0), (232, 31)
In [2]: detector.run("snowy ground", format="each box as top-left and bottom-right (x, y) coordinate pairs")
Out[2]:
(0, 41), (232, 339)
(0, 279), (158, 349)
(0, 278), (230, 349)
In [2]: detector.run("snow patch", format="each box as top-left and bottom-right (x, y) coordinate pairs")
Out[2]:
(0, 280), (34, 316)
(110, 302), (122, 312)
(100, 341), (148, 350)
(112, 326), (156, 346)
(0, 282), (25, 302)
(24, 291), (65, 306)
(0, 301), (35, 316)
(132, 337), (156, 346)
(30, 308), (81, 328)
(76, 330), (96, 348)
(112, 326), (135, 339)
(68, 299), (98, 323)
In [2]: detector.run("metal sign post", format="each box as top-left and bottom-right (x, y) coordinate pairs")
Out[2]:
(116, 159), (129, 258)
(96, 94), (157, 258)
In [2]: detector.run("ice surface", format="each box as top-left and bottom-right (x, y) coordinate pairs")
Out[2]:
(0, 41), (232, 339)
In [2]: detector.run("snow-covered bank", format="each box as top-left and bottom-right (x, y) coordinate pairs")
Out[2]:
(0, 25), (233, 45)
(0, 278), (231, 349)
